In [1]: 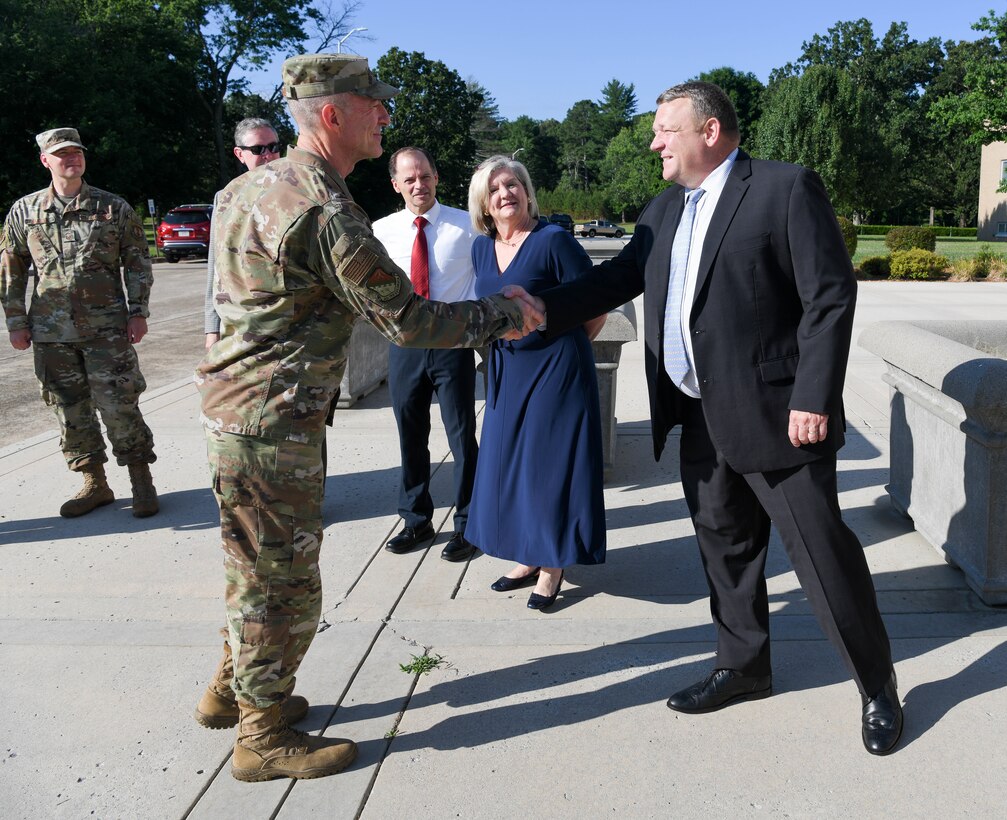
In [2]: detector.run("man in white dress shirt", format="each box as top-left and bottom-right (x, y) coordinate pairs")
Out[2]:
(372, 147), (479, 561)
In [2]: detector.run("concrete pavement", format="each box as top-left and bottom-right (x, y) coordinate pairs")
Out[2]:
(2, 282), (1006, 818)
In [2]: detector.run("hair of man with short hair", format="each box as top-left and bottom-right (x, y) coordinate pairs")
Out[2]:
(233, 117), (277, 146)
(656, 81), (740, 137)
(388, 146), (438, 178)
(468, 155), (540, 237)
(286, 93), (351, 133)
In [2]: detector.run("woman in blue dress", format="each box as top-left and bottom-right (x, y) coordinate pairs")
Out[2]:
(464, 156), (607, 610)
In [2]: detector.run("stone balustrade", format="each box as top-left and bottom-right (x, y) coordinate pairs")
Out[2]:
(860, 320), (1007, 604)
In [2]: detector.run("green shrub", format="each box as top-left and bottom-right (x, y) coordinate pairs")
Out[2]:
(885, 226), (936, 253)
(947, 258), (979, 281)
(836, 216), (857, 257)
(859, 255), (890, 277)
(968, 244), (1007, 278)
(889, 249), (949, 280)
(857, 224), (977, 238)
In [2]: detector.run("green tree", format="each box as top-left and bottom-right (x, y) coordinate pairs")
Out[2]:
(0, 0), (212, 212)
(500, 116), (561, 191)
(917, 37), (994, 226)
(190, 0), (362, 188)
(601, 113), (665, 221)
(762, 18), (942, 221)
(597, 79), (638, 142)
(350, 48), (483, 217)
(928, 11), (1007, 144)
(557, 100), (608, 189)
(468, 80), (505, 163)
(755, 65), (887, 219)
(223, 90), (296, 152)
(695, 67), (764, 145)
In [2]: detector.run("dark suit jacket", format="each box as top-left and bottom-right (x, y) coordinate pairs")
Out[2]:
(540, 150), (856, 475)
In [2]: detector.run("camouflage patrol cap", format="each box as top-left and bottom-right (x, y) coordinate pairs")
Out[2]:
(36, 127), (86, 154)
(281, 54), (399, 101)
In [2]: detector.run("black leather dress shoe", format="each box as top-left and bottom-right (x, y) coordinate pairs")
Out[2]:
(666, 669), (772, 714)
(527, 571), (563, 611)
(490, 568), (540, 592)
(385, 521), (435, 554)
(862, 672), (903, 755)
(441, 533), (476, 562)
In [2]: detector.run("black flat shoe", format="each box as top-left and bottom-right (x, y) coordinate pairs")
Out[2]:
(666, 669), (772, 714)
(527, 571), (563, 611)
(862, 671), (903, 756)
(490, 568), (540, 592)
(385, 521), (435, 554)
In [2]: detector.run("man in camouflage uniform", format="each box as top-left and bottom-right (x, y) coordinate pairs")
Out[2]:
(194, 53), (541, 783)
(0, 127), (158, 518)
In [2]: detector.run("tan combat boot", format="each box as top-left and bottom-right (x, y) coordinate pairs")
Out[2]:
(231, 702), (357, 782)
(127, 463), (159, 518)
(194, 636), (309, 729)
(59, 464), (115, 518)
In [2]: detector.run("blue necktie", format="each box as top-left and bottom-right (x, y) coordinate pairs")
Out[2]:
(663, 187), (705, 387)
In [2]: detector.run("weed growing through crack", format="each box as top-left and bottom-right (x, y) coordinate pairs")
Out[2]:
(399, 652), (445, 675)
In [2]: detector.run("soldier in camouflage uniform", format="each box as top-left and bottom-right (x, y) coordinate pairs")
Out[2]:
(0, 127), (159, 518)
(193, 53), (542, 783)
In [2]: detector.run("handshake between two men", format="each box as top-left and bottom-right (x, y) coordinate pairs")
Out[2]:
(501, 284), (547, 340)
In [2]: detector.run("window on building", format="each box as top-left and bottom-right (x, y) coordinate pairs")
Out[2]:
(996, 222), (1007, 237)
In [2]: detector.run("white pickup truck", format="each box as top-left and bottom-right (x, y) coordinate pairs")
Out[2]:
(574, 219), (625, 238)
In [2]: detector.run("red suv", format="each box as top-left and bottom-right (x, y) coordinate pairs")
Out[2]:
(156, 204), (213, 263)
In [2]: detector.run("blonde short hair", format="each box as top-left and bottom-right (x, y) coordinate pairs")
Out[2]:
(468, 155), (540, 236)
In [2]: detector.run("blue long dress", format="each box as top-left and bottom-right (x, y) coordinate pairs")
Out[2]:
(464, 222), (606, 567)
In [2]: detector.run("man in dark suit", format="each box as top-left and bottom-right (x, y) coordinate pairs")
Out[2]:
(516, 81), (902, 755)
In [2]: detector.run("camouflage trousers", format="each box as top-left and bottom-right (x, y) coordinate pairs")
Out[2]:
(33, 331), (155, 470)
(205, 430), (325, 708)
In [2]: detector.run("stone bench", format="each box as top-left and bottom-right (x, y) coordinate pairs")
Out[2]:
(859, 320), (1007, 604)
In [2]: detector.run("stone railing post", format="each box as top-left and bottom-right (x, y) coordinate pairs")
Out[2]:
(591, 301), (639, 478)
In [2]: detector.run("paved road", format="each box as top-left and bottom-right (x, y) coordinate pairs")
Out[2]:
(0, 259), (205, 449)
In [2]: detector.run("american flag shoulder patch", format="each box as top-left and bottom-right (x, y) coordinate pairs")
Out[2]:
(340, 243), (379, 286)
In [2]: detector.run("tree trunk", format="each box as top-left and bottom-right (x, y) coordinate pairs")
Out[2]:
(215, 95), (230, 190)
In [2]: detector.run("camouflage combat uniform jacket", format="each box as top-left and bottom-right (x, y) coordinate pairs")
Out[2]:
(196, 147), (522, 446)
(0, 183), (152, 342)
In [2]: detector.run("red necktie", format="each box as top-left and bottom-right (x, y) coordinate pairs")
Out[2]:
(411, 215), (430, 298)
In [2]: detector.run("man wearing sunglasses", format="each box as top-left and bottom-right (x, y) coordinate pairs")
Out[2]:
(204, 118), (282, 349)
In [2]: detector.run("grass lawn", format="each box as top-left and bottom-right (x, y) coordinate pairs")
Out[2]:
(143, 218), (166, 259)
(852, 236), (1001, 266)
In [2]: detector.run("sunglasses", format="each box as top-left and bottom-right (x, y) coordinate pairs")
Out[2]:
(238, 142), (282, 155)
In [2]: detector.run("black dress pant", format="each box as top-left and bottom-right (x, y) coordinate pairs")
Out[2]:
(677, 396), (893, 697)
(388, 345), (478, 533)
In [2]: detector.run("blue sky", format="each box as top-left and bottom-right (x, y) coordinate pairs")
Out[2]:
(246, 1), (1000, 122)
